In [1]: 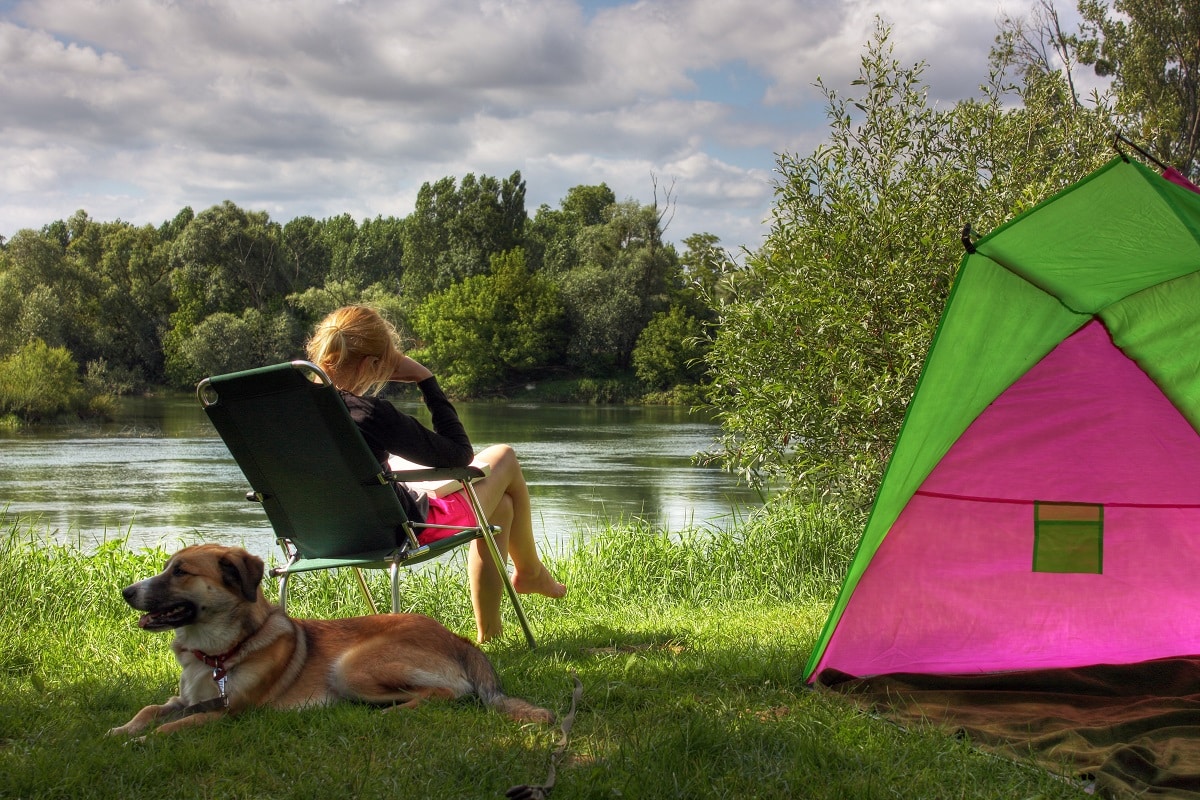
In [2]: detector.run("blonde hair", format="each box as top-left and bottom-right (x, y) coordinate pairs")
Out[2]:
(306, 305), (401, 396)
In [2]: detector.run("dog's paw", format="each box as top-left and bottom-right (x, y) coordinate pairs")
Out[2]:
(106, 724), (148, 739)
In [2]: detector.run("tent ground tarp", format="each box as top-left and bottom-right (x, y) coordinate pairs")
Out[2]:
(821, 658), (1200, 798)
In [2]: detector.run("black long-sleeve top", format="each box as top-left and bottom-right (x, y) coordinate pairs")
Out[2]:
(340, 376), (474, 523)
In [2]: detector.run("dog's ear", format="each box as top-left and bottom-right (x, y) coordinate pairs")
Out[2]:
(219, 550), (265, 601)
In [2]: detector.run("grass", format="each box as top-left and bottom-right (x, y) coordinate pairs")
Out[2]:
(0, 501), (1087, 800)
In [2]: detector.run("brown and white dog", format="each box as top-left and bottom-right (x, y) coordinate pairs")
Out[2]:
(107, 543), (553, 736)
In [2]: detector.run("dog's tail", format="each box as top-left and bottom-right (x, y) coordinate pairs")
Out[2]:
(463, 647), (555, 725)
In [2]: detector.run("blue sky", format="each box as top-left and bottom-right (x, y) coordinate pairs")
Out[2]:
(0, 0), (1077, 254)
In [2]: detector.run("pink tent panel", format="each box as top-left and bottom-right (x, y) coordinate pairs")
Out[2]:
(925, 320), (1200, 505)
(817, 320), (1200, 677)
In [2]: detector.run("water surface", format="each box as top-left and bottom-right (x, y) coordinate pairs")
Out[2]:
(0, 395), (759, 560)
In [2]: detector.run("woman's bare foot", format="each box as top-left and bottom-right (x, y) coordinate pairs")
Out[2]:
(512, 565), (567, 599)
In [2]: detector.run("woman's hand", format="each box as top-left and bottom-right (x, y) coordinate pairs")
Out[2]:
(388, 352), (434, 383)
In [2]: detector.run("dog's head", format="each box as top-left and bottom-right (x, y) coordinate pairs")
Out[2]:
(121, 544), (265, 631)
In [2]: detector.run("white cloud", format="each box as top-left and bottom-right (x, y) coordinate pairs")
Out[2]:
(0, 0), (1061, 251)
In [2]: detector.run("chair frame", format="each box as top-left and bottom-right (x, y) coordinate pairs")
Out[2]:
(197, 360), (535, 648)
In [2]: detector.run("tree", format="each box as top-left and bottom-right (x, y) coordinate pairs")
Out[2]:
(280, 215), (333, 293)
(401, 176), (456, 301)
(525, 184), (617, 275)
(557, 199), (677, 372)
(561, 183), (616, 227)
(450, 172), (527, 277)
(0, 228), (70, 353)
(173, 308), (299, 385)
(0, 271), (25, 356)
(353, 215), (406, 288)
(0, 339), (88, 421)
(677, 232), (732, 320)
(164, 202), (287, 386)
(77, 219), (172, 384)
(994, 0), (1090, 105)
(632, 305), (708, 392)
(158, 206), (194, 242)
(1075, 0), (1200, 178)
(401, 172), (527, 301)
(702, 20), (1114, 497)
(410, 248), (566, 395)
(169, 201), (285, 324)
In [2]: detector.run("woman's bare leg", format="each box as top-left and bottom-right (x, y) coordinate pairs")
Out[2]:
(468, 494), (510, 642)
(469, 444), (566, 641)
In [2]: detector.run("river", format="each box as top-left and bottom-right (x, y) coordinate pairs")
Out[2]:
(0, 394), (761, 561)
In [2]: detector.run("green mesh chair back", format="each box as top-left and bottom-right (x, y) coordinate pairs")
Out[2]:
(199, 360), (409, 564)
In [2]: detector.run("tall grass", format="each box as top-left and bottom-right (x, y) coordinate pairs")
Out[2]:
(560, 496), (859, 608)
(0, 502), (1085, 800)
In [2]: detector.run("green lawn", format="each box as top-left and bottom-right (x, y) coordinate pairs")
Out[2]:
(0, 503), (1086, 799)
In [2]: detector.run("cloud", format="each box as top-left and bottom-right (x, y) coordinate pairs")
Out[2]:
(0, 0), (1053, 251)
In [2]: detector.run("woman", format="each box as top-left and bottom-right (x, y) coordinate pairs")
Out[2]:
(305, 305), (565, 643)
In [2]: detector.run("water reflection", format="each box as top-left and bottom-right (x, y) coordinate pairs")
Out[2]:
(0, 395), (760, 560)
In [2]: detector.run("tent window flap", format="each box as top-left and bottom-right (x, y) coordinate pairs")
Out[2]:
(1033, 501), (1104, 574)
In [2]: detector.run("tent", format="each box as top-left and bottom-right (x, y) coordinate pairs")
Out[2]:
(804, 155), (1200, 796)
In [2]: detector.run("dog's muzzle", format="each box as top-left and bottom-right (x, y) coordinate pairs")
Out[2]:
(122, 579), (198, 630)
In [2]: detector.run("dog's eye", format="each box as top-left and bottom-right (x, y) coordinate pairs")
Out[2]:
(172, 563), (186, 577)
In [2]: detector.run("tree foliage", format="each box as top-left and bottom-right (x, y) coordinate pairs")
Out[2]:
(0, 160), (686, 417)
(410, 248), (566, 395)
(1076, 0), (1200, 178)
(0, 339), (90, 421)
(172, 309), (299, 386)
(703, 20), (1114, 498)
(169, 201), (286, 325)
(557, 200), (678, 372)
(632, 305), (708, 391)
(401, 172), (527, 302)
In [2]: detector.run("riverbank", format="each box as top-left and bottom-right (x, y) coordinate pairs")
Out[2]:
(0, 501), (1084, 799)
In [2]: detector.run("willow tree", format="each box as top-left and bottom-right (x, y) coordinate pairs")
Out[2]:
(703, 21), (1114, 501)
(1076, 0), (1200, 178)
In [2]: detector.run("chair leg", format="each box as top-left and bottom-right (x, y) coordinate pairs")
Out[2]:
(465, 484), (536, 649)
(277, 542), (297, 614)
(389, 561), (402, 614)
(353, 567), (379, 615)
(278, 571), (289, 614)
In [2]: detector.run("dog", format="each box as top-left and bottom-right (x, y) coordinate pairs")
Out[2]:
(107, 543), (553, 736)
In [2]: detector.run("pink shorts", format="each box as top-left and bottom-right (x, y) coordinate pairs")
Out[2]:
(417, 490), (480, 545)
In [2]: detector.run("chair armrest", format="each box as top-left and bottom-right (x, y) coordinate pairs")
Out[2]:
(386, 458), (491, 497)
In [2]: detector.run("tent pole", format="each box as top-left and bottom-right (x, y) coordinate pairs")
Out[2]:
(1113, 131), (1169, 171)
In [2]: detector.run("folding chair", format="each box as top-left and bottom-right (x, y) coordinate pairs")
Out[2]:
(196, 360), (535, 648)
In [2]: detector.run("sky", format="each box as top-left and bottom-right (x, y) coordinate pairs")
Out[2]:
(0, 0), (1079, 255)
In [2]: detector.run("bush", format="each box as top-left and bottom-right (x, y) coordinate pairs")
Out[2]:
(632, 305), (708, 391)
(703, 22), (1112, 498)
(0, 339), (93, 421)
(411, 249), (566, 395)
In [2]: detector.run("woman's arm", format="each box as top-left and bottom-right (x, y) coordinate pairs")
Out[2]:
(387, 353), (433, 383)
(345, 379), (473, 468)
